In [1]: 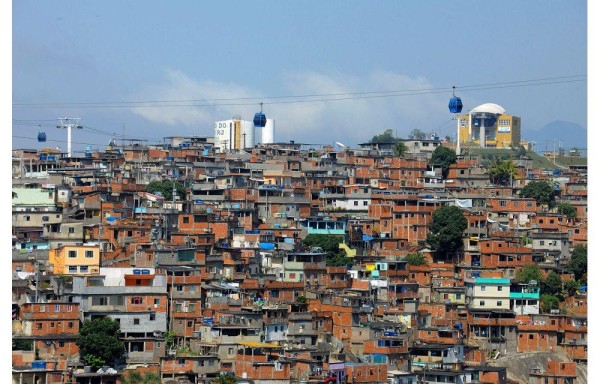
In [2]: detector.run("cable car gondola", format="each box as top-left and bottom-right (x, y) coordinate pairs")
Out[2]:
(37, 125), (47, 142)
(253, 102), (266, 127)
(448, 86), (463, 114)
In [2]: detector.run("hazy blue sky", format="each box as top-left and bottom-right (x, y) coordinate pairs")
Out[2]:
(12, 1), (587, 152)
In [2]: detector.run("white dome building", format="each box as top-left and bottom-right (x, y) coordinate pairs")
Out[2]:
(456, 102), (521, 153)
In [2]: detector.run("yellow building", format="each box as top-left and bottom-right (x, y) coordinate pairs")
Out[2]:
(456, 103), (521, 152)
(49, 245), (100, 275)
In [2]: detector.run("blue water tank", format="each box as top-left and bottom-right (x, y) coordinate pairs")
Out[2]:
(133, 269), (141, 275)
(40, 154), (48, 161)
(167, 156), (174, 161)
(141, 269), (150, 275)
(37, 132), (47, 142)
(32, 361), (46, 369)
(47, 155), (56, 161)
(448, 97), (463, 113)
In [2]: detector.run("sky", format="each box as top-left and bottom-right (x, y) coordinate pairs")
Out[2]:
(11, 1), (588, 153)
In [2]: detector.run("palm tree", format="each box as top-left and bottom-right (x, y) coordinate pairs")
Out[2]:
(393, 141), (408, 157)
(490, 160), (518, 186)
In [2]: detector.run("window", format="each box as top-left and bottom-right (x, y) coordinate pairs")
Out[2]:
(50, 322), (55, 328)
(187, 321), (193, 328)
(85, 250), (94, 258)
(497, 301), (502, 306)
(183, 216), (189, 224)
(131, 297), (142, 305)
(480, 286), (486, 291)
(68, 250), (77, 258)
(529, 334), (534, 340)
(68, 266), (78, 273)
(79, 266), (89, 273)
(55, 305), (61, 312)
(154, 298), (160, 305)
(500, 201), (506, 207)
(270, 290), (280, 298)
(194, 215), (202, 223)
(68, 321), (74, 329)
(178, 358), (185, 365)
(150, 314), (155, 321)
(133, 318), (140, 325)
(498, 286), (503, 291)
(456, 294), (461, 299)
(58, 341), (65, 348)
(228, 348), (234, 355)
(479, 301), (485, 306)
(354, 201), (358, 206)
(67, 305), (73, 312)
(176, 285), (183, 292)
(289, 273), (296, 279)
(36, 323), (42, 330)
(68, 227), (75, 234)
(363, 201), (368, 206)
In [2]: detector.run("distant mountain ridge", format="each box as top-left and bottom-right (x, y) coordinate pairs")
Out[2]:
(524, 120), (587, 151)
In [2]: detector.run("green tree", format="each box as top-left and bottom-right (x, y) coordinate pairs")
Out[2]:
(541, 272), (562, 296)
(426, 205), (468, 254)
(568, 245), (587, 281)
(403, 252), (428, 266)
(429, 146), (457, 179)
(515, 145), (527, 158)
(146, 179), (186, 201)
(76, 317), (124, 369)
(393, 141), (408, 157)
(408, 129), (427, 140)
(370, 129), (398, 143)
(302, 234), (351, 266)
(557, 203), (577, 219)
(540, 294), (560, 313)
(516, 264), (543, 284)
(214, 373), (238, 384)
(563, 280), (580, 297)
(489, 160), (518, 186)
(520, 180), (556, 208)
(12, 339), (33, 351)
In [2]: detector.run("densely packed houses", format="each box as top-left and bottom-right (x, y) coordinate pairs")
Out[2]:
(12, 137), (587, 384)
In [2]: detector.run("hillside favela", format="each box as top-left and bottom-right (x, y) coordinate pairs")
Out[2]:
(11, 103), (587, 384)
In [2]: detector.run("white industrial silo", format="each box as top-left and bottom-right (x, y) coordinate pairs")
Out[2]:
(262, 118), (274, 144)
(242, 120), (255, 148)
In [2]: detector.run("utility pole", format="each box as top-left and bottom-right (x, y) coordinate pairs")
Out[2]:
(57, 118), (83, 158)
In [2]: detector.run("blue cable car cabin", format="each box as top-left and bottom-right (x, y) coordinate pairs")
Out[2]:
(37, 132), (47, 142)
(448, 96), (463, 114)
(253, 112), (266, 127)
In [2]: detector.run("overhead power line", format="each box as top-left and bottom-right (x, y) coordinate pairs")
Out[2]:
(12, 75), (586, 109)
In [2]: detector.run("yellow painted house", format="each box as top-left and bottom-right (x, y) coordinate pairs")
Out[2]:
(49, 245), (100, 275)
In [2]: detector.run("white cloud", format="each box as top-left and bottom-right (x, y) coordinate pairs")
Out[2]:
(130, 69), (452, 145)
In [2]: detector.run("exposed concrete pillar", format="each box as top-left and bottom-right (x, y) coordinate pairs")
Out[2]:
(480, 117), (486, 148)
